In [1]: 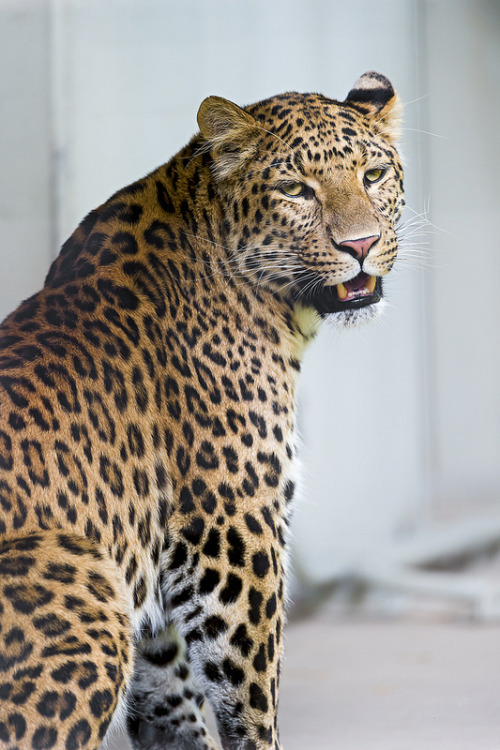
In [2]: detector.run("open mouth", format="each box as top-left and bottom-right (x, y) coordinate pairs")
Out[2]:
(297, 272), (382, 315)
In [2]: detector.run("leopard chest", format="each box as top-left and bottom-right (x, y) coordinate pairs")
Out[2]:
(157, 384), (298, 639)
(159, 317), (300, 543)
(117, 290), (304, 627)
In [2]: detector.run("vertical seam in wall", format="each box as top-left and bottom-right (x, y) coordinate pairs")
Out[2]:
(413, 0), (439, 519)
(48, 0), (66, 257)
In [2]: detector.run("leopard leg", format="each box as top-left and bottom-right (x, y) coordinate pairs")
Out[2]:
(126, 623), (219, 750)
(0, 531), (134, 750)
(167, 536), (285, 750)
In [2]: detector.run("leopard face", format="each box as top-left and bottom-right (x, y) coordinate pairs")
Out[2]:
(0, 72), (403, 750)
(198, 70), (404, 330)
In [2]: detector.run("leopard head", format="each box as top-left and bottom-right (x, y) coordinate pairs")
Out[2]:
(198, 71), (404, 328)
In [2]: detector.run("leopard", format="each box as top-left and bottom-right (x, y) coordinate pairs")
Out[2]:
(0, 70), (404, 750)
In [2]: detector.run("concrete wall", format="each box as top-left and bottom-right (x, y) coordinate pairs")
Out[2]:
(423, 0), (500, 514)
(0, 0), (52, 319)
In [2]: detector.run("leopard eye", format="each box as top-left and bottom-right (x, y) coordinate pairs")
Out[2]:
(364, 168), (386, 184)
(281, 182), (306, 197)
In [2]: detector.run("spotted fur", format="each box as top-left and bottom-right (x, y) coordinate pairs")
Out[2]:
(0, 71), (403, 749)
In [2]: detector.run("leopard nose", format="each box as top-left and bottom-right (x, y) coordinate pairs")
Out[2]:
(338, 234), (379, 260)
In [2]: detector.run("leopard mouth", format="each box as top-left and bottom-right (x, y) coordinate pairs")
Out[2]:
(296, 272), (382, 315)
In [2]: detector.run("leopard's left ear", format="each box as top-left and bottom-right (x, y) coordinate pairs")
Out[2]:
(345, 71), (402, 144)
(197, 96), (258, 179)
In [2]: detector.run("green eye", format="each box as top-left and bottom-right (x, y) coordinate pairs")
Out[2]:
(364, 168), (386, 184)
(281, 182), (305, 197)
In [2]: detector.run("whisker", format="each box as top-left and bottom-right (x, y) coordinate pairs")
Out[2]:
(253, 126), (294, 154)
(400, 93), (430, 108)
(402, 126), (447, 140)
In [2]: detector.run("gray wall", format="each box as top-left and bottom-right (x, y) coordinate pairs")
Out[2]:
(1, 0), (499, 583)
(0, 1), (52, 319)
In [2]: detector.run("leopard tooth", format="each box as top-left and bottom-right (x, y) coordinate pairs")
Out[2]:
(366, 276), (376, 294)
(336, 282), (347, 300)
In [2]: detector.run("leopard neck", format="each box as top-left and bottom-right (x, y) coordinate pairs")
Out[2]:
(43, 138), (318, 368)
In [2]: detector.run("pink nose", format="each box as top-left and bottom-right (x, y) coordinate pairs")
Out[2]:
(338, 235), (379, 260)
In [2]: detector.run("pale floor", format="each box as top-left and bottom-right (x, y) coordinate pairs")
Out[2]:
(279, 617), (500, 750)
(109, 616), (500, 749)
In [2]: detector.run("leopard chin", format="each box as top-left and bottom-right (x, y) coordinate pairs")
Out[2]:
(325, 297), (387, 329)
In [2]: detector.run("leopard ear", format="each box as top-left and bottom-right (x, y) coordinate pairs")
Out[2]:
(345, 71), (402, 143)
(197, 96), (258, 179)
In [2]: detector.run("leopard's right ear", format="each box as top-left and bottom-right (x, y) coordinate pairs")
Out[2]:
(345, 71), (402, 144)
(197, 96), (258, 179)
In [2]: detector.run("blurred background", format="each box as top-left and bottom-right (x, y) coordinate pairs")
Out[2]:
(1, 1), (500, 747)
